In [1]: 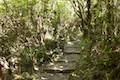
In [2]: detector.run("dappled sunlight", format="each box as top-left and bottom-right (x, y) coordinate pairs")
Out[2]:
(0, 0), (120, 80)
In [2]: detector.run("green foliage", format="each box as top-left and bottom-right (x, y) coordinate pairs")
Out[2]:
(0, 0), (120, 79)
(69, 0), (120, 80)
(0, 0), (76, 78)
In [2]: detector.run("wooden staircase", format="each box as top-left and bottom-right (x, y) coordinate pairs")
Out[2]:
(39, 41), (81, 80)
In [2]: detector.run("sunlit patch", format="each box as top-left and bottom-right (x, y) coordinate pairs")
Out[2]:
(0, 57), (9, 69)
(49, 74), (54, 76)
(41, 77), (48, 80)
(65, 60), (68, 63)
(53, 67), (58, 70)
(72, 73), (79, 77)
(54, 57), (59, 61)
(60, 66), (63, 68)
(34, 65), (39, 71)
(44, 31), (53, 40)
(49, 62), (54, 66)
(67, 42), (74, 45)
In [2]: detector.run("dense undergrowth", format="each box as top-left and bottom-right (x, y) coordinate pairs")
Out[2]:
(0, 0), (120, 80)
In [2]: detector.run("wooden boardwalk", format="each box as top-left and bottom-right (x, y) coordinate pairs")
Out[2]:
(39, 41), (81, 80)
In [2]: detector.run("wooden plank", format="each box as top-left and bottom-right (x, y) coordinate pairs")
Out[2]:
(43, 62), (76, 73)
(64, 41), (81, 54)
(39, 73), (69, 80)
(54, 54), (80, 62)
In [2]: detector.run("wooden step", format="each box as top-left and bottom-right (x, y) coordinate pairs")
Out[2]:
(42, 62), (76, 73)
(64, 41), (81, 54)
(54, 54), (80, 62)
(63, 47), (81, 54)
(39, 73), (69, 80)
(64, 41), (81, 48)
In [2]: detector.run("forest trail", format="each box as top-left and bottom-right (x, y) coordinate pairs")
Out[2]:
(39, 41), (81, 80)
